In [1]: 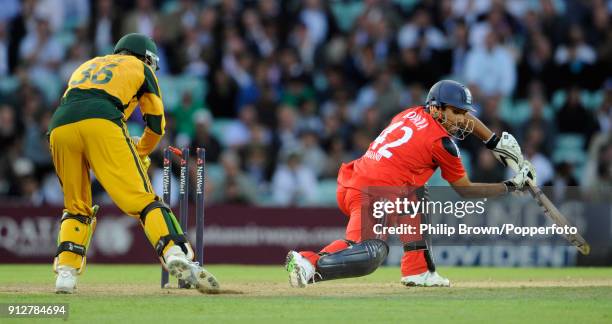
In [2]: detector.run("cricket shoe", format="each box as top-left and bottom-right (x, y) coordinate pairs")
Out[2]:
(285, 251), (316, 288)
(401, 271), (450, 287)
(55, 265), (77, 294)
(165, 246), (220, 293)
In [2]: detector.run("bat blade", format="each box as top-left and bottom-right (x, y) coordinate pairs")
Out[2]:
(525, 180), (591, 255)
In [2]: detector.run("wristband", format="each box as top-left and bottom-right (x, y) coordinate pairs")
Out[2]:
(485, 133), (499, 149)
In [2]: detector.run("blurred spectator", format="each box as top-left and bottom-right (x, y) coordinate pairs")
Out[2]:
(0, 104), (23, 150)
(471, 148), (505, 183)
(212, 150), (257, 205)
(595, 82), (612, 133)
(539, 0), (569, 47)
(321, 136), (351, 179)
(225, 51), (259, 110)
(478, 96), (512, 132)
(181, 26), (209, 77)
(33, 0), (65, 32)
(195, 6), (216, 45)
(451, 0), (492, 24)
(190, 110), (221, 164)
(63, 0), (90, 30)
(517, 32), (555, 98)
(556, 86), (599, 144)
(255, 85), (279, 129)
(242, 8), (274, 58)
(397, 47), (434, 88)
(161, 0), (199, 41)
(0, 22), (8, 76)
(0, 104), (24, 196)
(59, 43), (89, 82)
(295, 130), (326, 177)
(585, 139), (612, 202)
(224, 104), (257, 148)
(289, 22), (317, 71)
(554, 24), (597, 88)
(173, 92), (200, 138)
(271, 151), (317, 206)
(519, 92), (556, 156)
(18, 17), (64, 77)
(243, 145), (272, 187)
(207, 69), (239, 118)
(397, 8), (446, 51)
(554, 25), (596, 65)
(0, 0), (20, 24)
(351, 129), (372, 159)
(90, 0), (121, 55)
(274, 105), (300, 154)
(280, 75), (315, 108)
(23, 109), (52, 168)
(522, 127), (554, 186)
(295, 99), (323, 134)
(7, 0), (36, 73)
(122, 0), (159, 37)
(449, 19), (470, 78)
(544, 162), (579, 203)
(468, 2), (515, 47)
(464, 31), (516, 97)
(353, 68), (405, 123)
(150, 25), (171, 75)
(299, 0), (332, 47)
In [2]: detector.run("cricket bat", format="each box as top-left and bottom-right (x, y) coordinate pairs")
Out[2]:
(507, 159), (591, 255)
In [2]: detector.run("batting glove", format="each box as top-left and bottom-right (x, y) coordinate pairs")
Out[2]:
(486, 132), (523, 167)
(504, 160), (536, 192)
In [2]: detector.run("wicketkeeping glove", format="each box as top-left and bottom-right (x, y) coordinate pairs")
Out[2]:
(131, 136), (151, 172)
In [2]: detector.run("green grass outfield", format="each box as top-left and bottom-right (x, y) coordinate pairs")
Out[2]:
(1, 265), (612, 323)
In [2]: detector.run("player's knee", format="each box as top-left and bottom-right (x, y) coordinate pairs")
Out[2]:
(139, 200), (167, 224)
(316, 239), (389, 281)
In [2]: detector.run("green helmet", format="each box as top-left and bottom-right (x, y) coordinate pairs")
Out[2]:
(113, 33), (160, 71)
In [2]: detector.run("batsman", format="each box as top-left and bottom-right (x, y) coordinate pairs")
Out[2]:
(48, 33), (219, 294)
(286, 80), (536, 287)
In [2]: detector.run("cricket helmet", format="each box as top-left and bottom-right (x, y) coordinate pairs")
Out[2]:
(114, 33), (160, 71)
(426, 80), (475, 112)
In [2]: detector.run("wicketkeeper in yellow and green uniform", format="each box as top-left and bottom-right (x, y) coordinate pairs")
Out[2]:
(48, 33), (218, 294)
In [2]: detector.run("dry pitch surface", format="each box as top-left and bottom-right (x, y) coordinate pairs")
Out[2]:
(1, 265), (612, 323)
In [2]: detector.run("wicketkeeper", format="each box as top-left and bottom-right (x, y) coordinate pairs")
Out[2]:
(48, 33), (218, 294)
(286, 80), (536, 287)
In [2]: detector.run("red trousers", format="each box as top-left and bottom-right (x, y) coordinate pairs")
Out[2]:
(299, 185), (429, 276)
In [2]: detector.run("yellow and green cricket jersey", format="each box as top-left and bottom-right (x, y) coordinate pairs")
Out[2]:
(49, 54), (165, 156)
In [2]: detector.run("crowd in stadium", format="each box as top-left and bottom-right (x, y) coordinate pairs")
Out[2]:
(0, 0), (611, 206)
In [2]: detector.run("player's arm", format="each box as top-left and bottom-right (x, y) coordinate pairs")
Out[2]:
(433, 137), (533, 198)
(465, 113), (523, 167)
(466, 113), (494, 142)
(450, 175), (506, 198)
(450, 161), (535, 198)
(135, 64), (165, 157)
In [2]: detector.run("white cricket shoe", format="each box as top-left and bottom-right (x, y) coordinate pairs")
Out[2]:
(401, 271), (450, 287)
(285, 251), (316, 288)
(165, 246), (220, 293)
(55, 265), (77, 294)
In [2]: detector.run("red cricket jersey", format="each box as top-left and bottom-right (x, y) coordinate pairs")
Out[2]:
(338, 106), (466, 190)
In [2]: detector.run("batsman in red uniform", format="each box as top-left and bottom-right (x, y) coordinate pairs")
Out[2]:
(285, 80), (536, 287)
